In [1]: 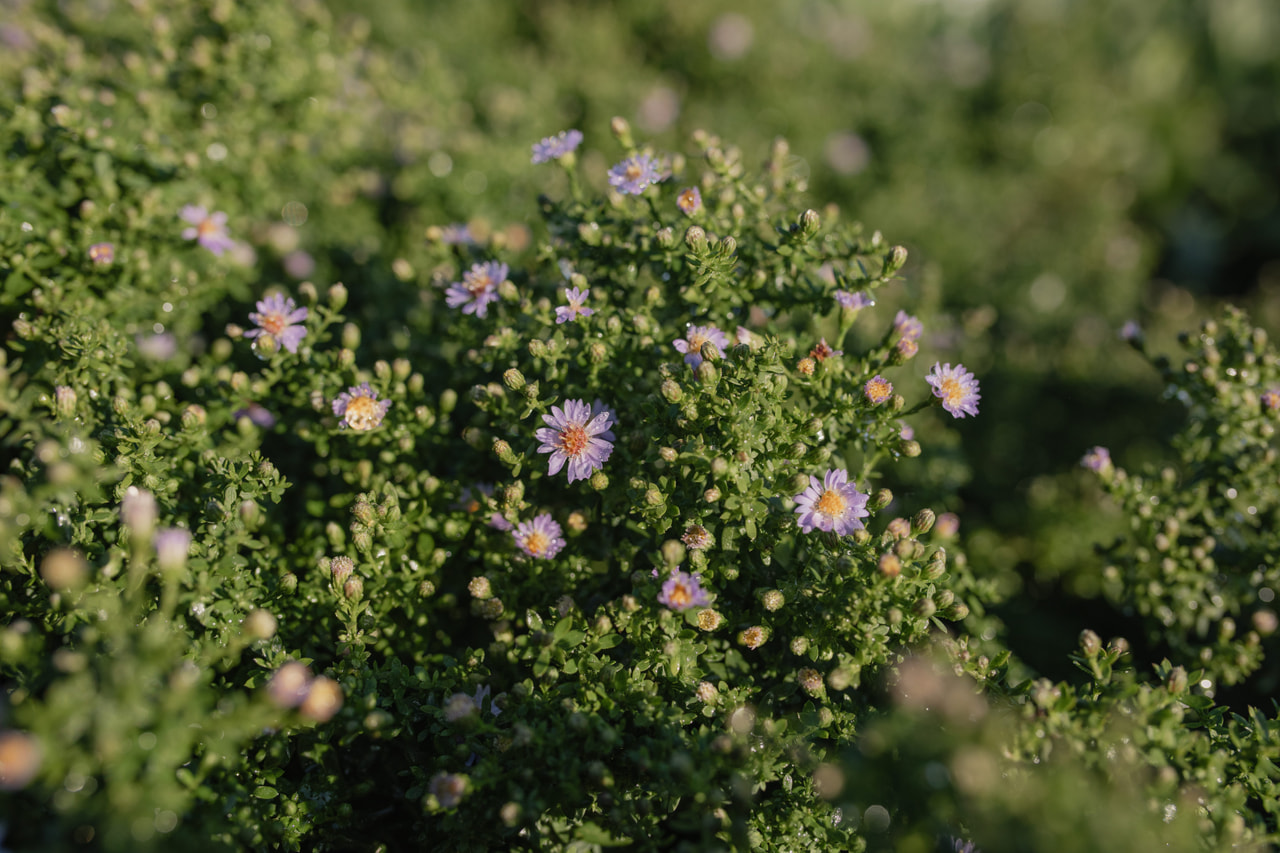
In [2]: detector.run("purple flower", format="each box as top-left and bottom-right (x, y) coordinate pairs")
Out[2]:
(439, 223), (477, 246)
(180, 205), (235, 256)
(136, 332), (177, 361)
(233, 402), (277, 428)
(555, 287), (594, 324)
(245, 293), (309, 354)
(283, 250), (315, 279)
(1264, 389), (1280, 412)
(935, 513), (960, 538)
(1081, 446), (1111, 472)
(677, 187), (702, 216)
(531, 129), (583, 164)
(590, 399), (618, 441)
(927, 362), (981, 418)
(88, 242), (115, 265)
(793, 468), (870, 536)
(332, 383), (392, 431)
(864, 375), (893, 405)
(512, 513), (566, 559)
(673, 324), (730, 369)
(835, 290), (872, 310)
(1119, 320), (1142, 342)
(154, 527), (192, 572)
(535, 398), (614, 483)
(608, 153), (664, 195)
(445, 261), (507, 318)
(894, 310), (923, 342)
(899, 422), (914, 441)
(658, 568), (711, 611)
(488, 513), (514, 531)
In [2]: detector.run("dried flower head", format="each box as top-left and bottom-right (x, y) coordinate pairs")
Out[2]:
(681, 523), (712, 550)
(809, 338), (842, 361)
(738, 625), (767, 650)
(696, 608), (723, 631)
(88, 242), (115, 265)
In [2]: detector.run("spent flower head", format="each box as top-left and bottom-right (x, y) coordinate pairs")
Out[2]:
(531, 129), (583, 164)
(535, 399), (615, 483)
(245, 293), (309, 354)
(793, 468), (871, 536)
(88, 242), (115, 265)
(512, 513), (566, 559)
(446, 261), (507, 318)
(332, 383), (392, 431)
(926, 362), (981, 418)
(608, 153), (664, 195)
(180, 205), (235, 256)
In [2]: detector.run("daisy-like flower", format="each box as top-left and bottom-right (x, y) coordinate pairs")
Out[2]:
(245, 293), (309, 354)
(233, 402), (276, 428)
(835, 290), (872, 310)
(809, 338), (842, 361)
(793, 468), (871, 536)
(512, 513), (566, 559)
(899, 422), (915, 441)
(88, 242), (115, 265)
(180, 205), (235, 256)
(926, 362), (981, 418)
(555, 286), (594, 324)
(445, 261), (507, 318)
(658, 568), (711, 611)
(332, 383), (392, 430)
(864, 375), (893, 405)
(1119, 320), (1143, 343)
(894, 310), (923, 342)
(673, 324), (730, 369)
(1081, 446), (1111, 472)
(608, 153), (664, 195)
(895, 338), (919, 361)
(535, 398), (615, 482)
(677, 187), (702, 216)
(1262, 389), (1280, 412)
(531, 129), (583, 164)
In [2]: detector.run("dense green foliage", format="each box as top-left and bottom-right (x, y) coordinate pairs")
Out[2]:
(4, 0), (1280, 851)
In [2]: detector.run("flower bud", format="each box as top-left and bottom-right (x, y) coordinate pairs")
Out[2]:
(797, 667), (824, 695)
(502, 368), (526, 391)
(154, 528), (192, 572)
(343, 575), (364, 602)
(800, 209), (820, 237)
(925, 549), (947, 579)
(661, 379), (682, 403)
(341, 323), (361, 350)
(245, 609), (277, 640)
(280, 572), (299, 593)
(1079, 629), (1102, 656)
(885, 245), (908, 274)
(869, 488), (893, 511)
(914, 598), (937, 618)
(493, 438), (517, 465)
(120, 487), (157, 541)
(41, 548), (87, 591)
(1166, 666), (1188, 694)
(656, 227), (676, 249)
(54, 386), (77, 418)
(331, 556), (354, 584)
(703, 487), (721, 503)
(797, 357), (815, 376)
(588, 341), (607, 363)
(328, 282), (348, 309)
(878, 553), (901, 579)
(609, 115), (633, 147)
(900, 440), (922, 458)
(299, 676), (343, 722)
(590, 470), (609, 491)
(695, 360), (718, 384)
(661, 539), (686, 566)
(912, 509), (936, 535)
(685, 226), (708, 254)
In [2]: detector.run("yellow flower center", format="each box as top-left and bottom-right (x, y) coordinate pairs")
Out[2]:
(667, 581), (692, 608)
(815, 489), (846, 518)
(557, 424), (589, 457)
(261, 312), (287, 335)
(524, 531), (549, 556)
(343, 395), (381, 430)
(467, 273), (494, 297)
(626, 164), (643, 181)
(940, 377), (963, 407)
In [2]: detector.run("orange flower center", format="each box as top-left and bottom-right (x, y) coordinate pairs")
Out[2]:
(344, 395), (381, 430)
(557, 424), (589, 457)
(667, 581), (692, 608)
(939, 377), (963, 407)
(467, 274), (494, 297)
(815, 489), (846, 518)
(524, 531), (549, 556)
(626, 164), (643, 181)
(260, 312), (287, 335)
(197, 218), (220, 237)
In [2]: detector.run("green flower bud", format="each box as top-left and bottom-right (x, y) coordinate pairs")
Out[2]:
(329, 282), (348, 309)
(661, 378), (682, 403)
(590, 471), (609, 491)
(800, 209), (820, 237)
(342, 322), (361, 350)
(280, 572), (299, 594)
(900, 440), (922, 457)
(695, 360), (718, 384)
(54, 386), (77, 418)
(685, 226), (708, 254)
(885, 245), (908, 275)
(1079, 629), (1102, 656)
(870, 488), (893, 511)
(493, 438), (518, 465)
(656, 227), (676, 249)
(661, 540), (686, 566)
(343, 575), (364, 602)
(912, 509), (936, 536)
(913, 598), (937, 618)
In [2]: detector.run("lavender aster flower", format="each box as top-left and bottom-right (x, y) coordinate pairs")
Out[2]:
(894, 310), (923, 342)
(332, 383), (392, 431)
(233, 402), (277, 428)
(835, 290), (872, 310)
(608, 153), (664, 195)
(535, 398), (614, 482)
(658, 568), (711, 611)
(864, 375), (893, 404)
(1263, 389), (1280, 412)
(555, 287), (594, 324)
(673, 324), (730, 369)
(677, 187), (702, 216)
(926, 362), (981, 418)
(531, 129), (583, 164)
(245, 293), (309, 354)
(512, 513), (566, 559)
(180, 205), (235, 256)
(1081, 446), (1111, 472)
(793, 468), (870, 536)
(1119, 320), (1143, 342)
(445, 261), (507, 318)
(88, 242), (115, 265)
